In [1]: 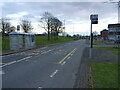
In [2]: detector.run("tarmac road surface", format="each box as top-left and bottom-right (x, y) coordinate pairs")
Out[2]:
(2, 40), (87, 88)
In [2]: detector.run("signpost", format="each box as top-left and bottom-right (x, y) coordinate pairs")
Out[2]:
(17, 25), (20, 31)
(90, 14), (98, 58)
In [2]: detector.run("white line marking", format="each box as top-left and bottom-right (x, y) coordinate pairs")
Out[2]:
(67, 57), (70, 60)
(16, 56), (32, 63)
(50, 70), (58, 77)
(38, 86), (43, 89)
(61, 61), (66, 66)
(71, 54), (73, 56)
(7, 61), (16, 65)
(1, 56), (32, 68)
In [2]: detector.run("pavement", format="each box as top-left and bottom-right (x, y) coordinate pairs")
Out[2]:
(1, 39), (88, 88)
(74, 46), (118, 88)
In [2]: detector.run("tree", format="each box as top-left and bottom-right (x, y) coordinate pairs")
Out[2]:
(40, 12), (54, 40)
(8, 26), (16, 33)
(20, 19), (32, 33)
(50, 17), (63, 39)
(93, 31), (98, 36)
(0, 18), (11, 36)
(39, 12), (63, 40)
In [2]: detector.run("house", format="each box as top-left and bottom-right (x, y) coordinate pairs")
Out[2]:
(108, 23), (120, 40)
(100, 29), (108, 40)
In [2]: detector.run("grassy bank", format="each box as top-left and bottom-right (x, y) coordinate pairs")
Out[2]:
(2, 36), (75, 53)
(89, 63), (118, 88)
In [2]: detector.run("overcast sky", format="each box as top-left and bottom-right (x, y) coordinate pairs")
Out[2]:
(0, 1), (119, 35)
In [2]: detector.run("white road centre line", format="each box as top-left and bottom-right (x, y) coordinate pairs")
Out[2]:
(61, 61), (66, 66)
(50, 70), (58, 78)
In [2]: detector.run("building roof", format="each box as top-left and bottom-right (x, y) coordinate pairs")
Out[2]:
(9, 32), (35, 35)
(108, 23), (120, 28)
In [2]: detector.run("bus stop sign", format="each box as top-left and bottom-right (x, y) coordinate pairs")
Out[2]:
(90, 14), (98, 24)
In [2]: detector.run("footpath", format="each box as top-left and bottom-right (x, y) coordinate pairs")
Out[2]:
(74, 42), (118, 88)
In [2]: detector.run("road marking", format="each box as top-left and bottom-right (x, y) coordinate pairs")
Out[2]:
(50, 70), (58, 78)
(7, 61), (16, 65)
(1, 56), (32, 68)
(41, 47), (47, 49)
(67, 57), (70, 60)
(71, 54), (73, 56)
(0, 63), (6, 65)
(38, 86), (43, 89)
(16, 56), (32, 63)
(1, 53), (17, 57)
(57, 48), (77, 64)
(61, 61), (66, 66)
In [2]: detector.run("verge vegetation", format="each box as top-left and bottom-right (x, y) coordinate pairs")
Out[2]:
(89, 63), (118, 88)
(2, 36), (75, 53)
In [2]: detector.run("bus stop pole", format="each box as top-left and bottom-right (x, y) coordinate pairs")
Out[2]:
(90, 20), (93, 58)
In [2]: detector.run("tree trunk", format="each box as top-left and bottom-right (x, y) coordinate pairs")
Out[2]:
(47, 20), (50, 41)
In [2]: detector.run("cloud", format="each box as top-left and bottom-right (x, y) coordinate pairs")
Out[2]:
(6, 11), (28, 18)
(1, 2), (118, 35)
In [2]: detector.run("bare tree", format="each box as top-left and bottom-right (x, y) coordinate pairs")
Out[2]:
(0, 18), (11, 36)
(39, 12), (54, 40)
(8, 26), (16, 33)
(20, 19), (32, 33)
(51, 17), (63, 39)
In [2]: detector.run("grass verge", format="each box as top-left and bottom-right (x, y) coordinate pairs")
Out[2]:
(35, 36), (75, 47)
(2, 36), (75, 53)
(86, 40), (102, 45)
(89, 63), (118, 88)
(94, 47), (120, 56)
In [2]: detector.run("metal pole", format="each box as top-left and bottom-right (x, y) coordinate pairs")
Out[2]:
(90, 20), (92, 58)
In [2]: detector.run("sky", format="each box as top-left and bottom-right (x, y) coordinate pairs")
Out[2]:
(0, 1), (119, 35)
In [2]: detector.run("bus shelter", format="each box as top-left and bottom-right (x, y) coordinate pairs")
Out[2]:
(9, 32), (35, 50)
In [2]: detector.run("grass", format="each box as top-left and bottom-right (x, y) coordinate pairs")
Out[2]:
(94, 47), (120, 56)
(86, 40), (102, 45)
(2, 36), (75, 53)
(93, 40), (102, 45)
(35, 36), (75, 47)
(89, 63), (118, 88)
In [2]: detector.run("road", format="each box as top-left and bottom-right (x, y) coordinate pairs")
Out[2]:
(1, 40), (87, 88)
